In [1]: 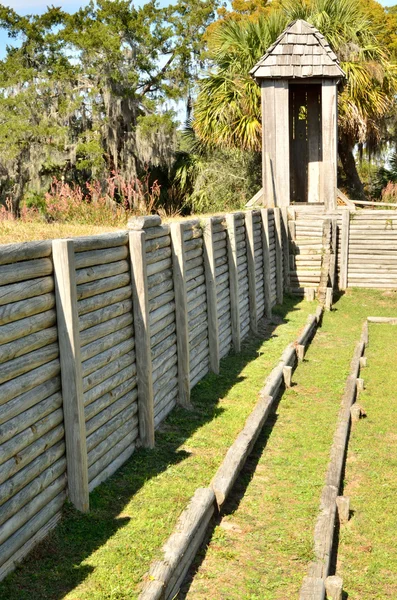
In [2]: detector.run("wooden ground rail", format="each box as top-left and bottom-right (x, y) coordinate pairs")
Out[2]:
(139, 311), (324, 599)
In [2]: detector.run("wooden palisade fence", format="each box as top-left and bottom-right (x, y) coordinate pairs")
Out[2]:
(0, 208), (285, 581)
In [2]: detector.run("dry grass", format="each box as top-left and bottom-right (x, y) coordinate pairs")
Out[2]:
(0, 221), (125, 244)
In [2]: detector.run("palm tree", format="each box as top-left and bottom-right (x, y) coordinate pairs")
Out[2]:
(194, 0), (397, 197)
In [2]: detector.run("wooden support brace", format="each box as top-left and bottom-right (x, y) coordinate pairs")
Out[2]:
(359, 356), (367, 368)
(260, 209), (272, 318)
(297, 344), (305, 362)
(245, 211), (258, 334)
(283, 365), (292, 388)
(356, 378), (365, 392)
(340, 210), (350, 291)
(170, 223), (191, 408)
(325, 575), (343, 600)
(325, 287), (333, 311)
(226, 213), (241, 352)
(274, 208), (284, 305)
(281, 208), (290, 292)
(129, 230), (155, 447)
(52, 239), (89, 512)
(336, 496), (350, 524)
(203, 218), (220, 374)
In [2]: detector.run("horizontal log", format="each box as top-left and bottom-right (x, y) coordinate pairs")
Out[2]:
(153, 364), (177, 396)
(88, 430), (136, 485)
(149, 290), (175, 313)
(212, 394), (273, 508)
(82, 338), (134, 378)
(0, 377), (61, 426)
(0, 344), (59, 386)
(154, 390), (177, 429)
(187, 292), (206, 314)
(0, 240), (52, 266)
(154, 376), (178, 410)
(189, 320), (207, 345)
(0, 492), (65, 571)
(0, 441), (65, 507)
(145, 235), (171, 253)
(147, 268), (173, 290)
(152, 333), (177, 362)
(150, 310), (175, 339)
(152, 351), (178, 385)
(183, 227), (202, 242)
(0, 458), (65, 527)
(150, 320), (176, 349)
(87, 406), (137, 456)
(185, 237), (203, 253)
(0, 327), (57, 365)
(214, 255), (227, 268)
(0, 392), (62, 448)
(142, 225), (170, 240)
(190, 337), (209, 364)
(0, 423), (64, 486)
(88, 441), (136, 493)
(185, 247), (203, 263)
(185, 256), (202, 273)
(0, 475), (66, 547)
(189, 346), (209, 375)
(146, 247), (172, 268)
(186, 274), (205, 294)
(83, 357), (136, 407)
(152, 343), (177, 374)
(85, 379), (137, 426)
(148, 278), (173, 301)
(83, 349), (136, 393)
(88, 417), (138, 471)
(217, 295), (230, 316)
(0, 360), (60, 407)
(149, 301), (175, 328)
(75, 259), (129, 286)
(0, 408), (63, 468)
(81, 325), (133, 362)
(0, 276), (54, 307)
(78, 285), (131, 316)
(215, 262), (229, 278)
(188, 301), (207, 323)
(73, 232), (128, 252)
(187, 283), (206, 305)
(185, 265), (204, 284)
(0, 292), (55, 327)
(77, 272), (131, 302)
(80, 312), (133, 347)
(74, 245), (128, 270)
(1, 258), (53, 289)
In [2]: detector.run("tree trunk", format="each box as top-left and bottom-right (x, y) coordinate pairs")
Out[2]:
(338, 134), (366, 199)
(12, 151), (29, 217)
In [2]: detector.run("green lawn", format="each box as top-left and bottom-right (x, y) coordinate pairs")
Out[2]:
(183, 289), (397, 600)
(337, 321), (397, 599)
(2, 289), (397, 600)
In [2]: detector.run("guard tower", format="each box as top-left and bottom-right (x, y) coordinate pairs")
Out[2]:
(250, 19), (345, 211)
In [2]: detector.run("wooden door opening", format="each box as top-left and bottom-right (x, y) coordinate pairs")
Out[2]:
(289, 84), (322, 203)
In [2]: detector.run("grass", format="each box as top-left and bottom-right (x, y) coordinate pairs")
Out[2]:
(337, 322), (397, 599)
(0, 221), (123, 244)
(182, 289), (397, 600)
(0, 296), (313, 600)
(2, 289), (397, 600)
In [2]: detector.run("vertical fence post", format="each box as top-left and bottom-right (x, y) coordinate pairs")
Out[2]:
(274, 207), (284, 304)
(203, 217), (220, 374)
(129, 226), (155, 448)
(329, 218), (338, 291)
(52, 239), (89, 513)
(340, 210), (350, 291)
(281, 208), (290, 293)
(226, 213), (241, 352)
(170, 222), (191, 408)
(245, 211), (258, 334)
(260, 209), (273, 319)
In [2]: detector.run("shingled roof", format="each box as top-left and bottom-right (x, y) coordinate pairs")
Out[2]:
(250, 19), (345, 80)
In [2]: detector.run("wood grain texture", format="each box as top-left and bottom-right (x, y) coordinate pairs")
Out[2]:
(226, 214), (241, 352)
(129, 231), (155, 447)
(202, 218), (220, 374)
(245, 211), (258, 333)
(52, 239), (89, 513)
(170, 223), (191, 407)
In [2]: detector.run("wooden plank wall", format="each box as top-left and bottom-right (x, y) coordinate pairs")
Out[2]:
(73, 233), (139, 492)
(0, 209), (282, 581)
(0, 242), (66, 581)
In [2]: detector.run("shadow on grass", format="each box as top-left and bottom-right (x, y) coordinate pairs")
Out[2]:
(0, 296), (303, 600)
